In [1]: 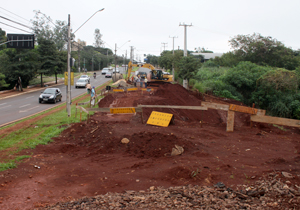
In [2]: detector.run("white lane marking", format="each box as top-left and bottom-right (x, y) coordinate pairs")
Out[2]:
(19, 106), (40, 113)
(19, 104), (31, 108)
(0, 103), (7, 106)
(26, 96), (34, 99)
(0, 105), (11, 110)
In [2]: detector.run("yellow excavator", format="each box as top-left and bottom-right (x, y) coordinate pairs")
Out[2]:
(127, 61), (173, 82)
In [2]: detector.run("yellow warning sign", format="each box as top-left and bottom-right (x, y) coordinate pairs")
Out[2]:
(64, 72), (74, 85)
(110, 107), (136, 114)
(127, 88), (138, 91)
(146, 111), (173, 127)
(113, 89), (124, 92)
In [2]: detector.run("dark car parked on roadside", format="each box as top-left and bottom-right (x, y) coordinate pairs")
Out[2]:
(39, 88), (62, 104)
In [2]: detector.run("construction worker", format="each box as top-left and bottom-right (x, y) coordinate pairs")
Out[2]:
(136, 76), (140, 87)
(144, 77), (148, 88)
(91, 86), (95, 98)
(86, 83), (92, 94)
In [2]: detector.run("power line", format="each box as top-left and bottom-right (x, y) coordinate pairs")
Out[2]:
(0, 21), (31, 33)
(0, 7), (30, 23)
(0, 16), (32, 30)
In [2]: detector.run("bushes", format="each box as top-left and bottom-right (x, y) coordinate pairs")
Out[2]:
(191, 61), (300, 119)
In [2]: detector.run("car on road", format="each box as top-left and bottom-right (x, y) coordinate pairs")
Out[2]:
(75, 78), (89, 88)
(80, 75), (90, 83)
(39, 88), (62, 104)
(112, 68), (120, 73)
(105, 72), (112, 78)
(102, 67), (110, 75)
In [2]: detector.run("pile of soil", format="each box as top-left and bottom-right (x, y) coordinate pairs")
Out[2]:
(0, 83), (299, 209)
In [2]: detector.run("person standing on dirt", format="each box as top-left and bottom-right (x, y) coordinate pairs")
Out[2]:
(91, 86), (96, 99)
(140, 77), (143, 88)
(136, 76), (140, 87)
(86, 83), (92, 94)
(144, 78), (148, 88)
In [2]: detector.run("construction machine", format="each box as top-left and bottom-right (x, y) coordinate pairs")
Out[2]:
(141, 64), (173, 82)
(127, 61), (173, 82)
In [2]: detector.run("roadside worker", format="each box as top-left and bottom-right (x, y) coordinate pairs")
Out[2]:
(86, 83), (92, 94)
(140, 77), (143, 88)
(144, 77), (148, 88)
(91, 86), (95, 99)
(136, 76), (140, 87)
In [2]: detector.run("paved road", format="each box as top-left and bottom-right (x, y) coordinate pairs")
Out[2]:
(0, 67), (125, 127)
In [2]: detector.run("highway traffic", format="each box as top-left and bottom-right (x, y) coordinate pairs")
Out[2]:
(0, 68), (125, 127)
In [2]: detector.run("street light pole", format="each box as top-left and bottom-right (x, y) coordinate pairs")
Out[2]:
(66, 9), (105, 117)
(67, 14), (71, 116)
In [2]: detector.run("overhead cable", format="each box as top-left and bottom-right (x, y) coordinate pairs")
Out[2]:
(0, 6), (30, 23)
(0, 21), (31, 33)
(0, 16), (32, 29)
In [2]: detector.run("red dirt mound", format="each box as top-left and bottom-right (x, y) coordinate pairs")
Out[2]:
(0, 83), (299, 210)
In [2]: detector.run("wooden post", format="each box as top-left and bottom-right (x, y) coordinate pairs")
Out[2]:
(141, 107), (144, 123)
(75, 103), (78, 118)
(200, 110), (203, 128)
(250, 103), (255, 128)
(226, 110), (234, 132)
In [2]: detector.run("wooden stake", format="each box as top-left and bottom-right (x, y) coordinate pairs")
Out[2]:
(226, 110), (234, 132)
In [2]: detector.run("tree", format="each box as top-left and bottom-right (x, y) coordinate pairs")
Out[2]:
(37, 37), (58, 87)
(0, 73), (9, 89)
(178, 56), (201, 87)
(229, 33), (299, 70)
(94, 28), (103, 48)
(0, 48), (39, 89)
(0, 28), (6, 50)
(31, 10), (73, 51)
(223, 61), (270, 104)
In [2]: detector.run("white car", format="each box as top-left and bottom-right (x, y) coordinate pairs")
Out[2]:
(102, 68), (110, 75)
(80, 75), (90, 83)
(75, 79), (89, 88)
(112, 68), (120, 73)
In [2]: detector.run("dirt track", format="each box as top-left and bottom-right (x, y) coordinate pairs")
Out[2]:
(0, 83), (300, 209)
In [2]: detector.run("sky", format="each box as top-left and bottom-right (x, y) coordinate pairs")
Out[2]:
(1, 0), (300, 61)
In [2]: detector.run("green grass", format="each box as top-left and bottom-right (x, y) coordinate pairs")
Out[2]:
(0, 83), (107, 171)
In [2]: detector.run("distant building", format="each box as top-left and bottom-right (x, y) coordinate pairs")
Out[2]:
(191, 52), (223, 62)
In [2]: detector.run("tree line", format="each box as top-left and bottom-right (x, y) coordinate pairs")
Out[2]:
(146, 33), (300, 119)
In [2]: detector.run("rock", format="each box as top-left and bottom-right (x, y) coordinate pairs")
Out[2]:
(171, 145), (184, 156)
(149, 186), (155, 191)
(282, 172), (293, 179)
(121, 138), (130, 144)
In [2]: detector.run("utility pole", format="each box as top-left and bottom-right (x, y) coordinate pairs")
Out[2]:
(161, 42), (168, 52)
(66, 14), (71, 117)
(179, 22), (192, 89)
(130, 46), (134, 62)
(169, 36), (178, 81)
(114, 43), (117, 81)
(179, 23), (192, 56)
(92, 55), (94, 71)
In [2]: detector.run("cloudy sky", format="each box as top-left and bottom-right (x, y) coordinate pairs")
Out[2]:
(1, 0), (299, 60)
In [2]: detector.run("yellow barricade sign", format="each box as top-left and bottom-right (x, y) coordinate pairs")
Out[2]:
(127, 88), (138, 91)
(147, 111), (173, 127)
(64, 72), (74, 85)
(110, 107), (136, 114)
(113, 89), (124, 92)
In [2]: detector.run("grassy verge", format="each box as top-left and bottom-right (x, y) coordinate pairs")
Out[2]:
(0, 82), (110, 171)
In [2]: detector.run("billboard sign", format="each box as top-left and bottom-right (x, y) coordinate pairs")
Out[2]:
(7, 34), (35, 49)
